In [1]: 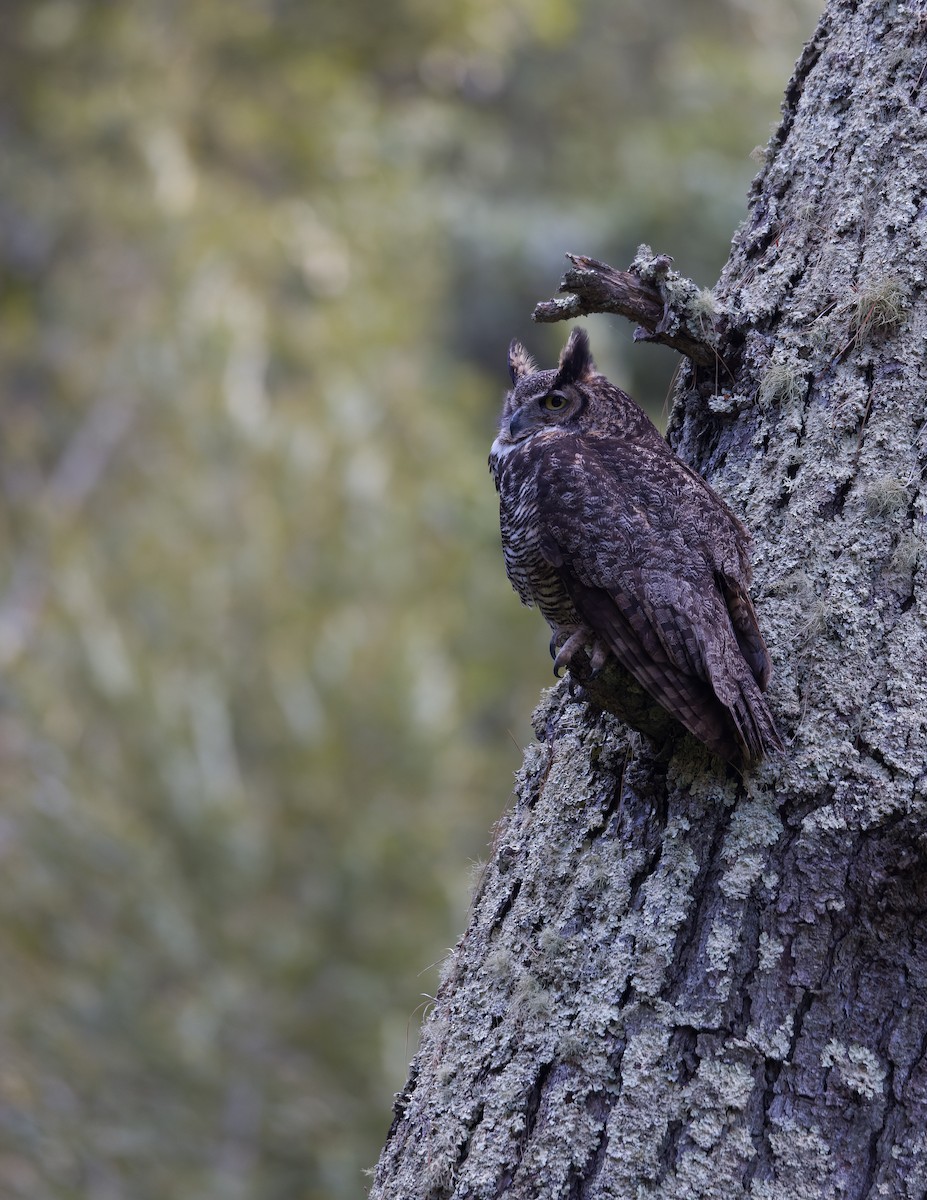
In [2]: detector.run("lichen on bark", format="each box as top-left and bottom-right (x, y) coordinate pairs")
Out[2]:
(371, 3), (927, 1196)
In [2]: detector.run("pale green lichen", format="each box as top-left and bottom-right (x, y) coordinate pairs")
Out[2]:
(536, 925), (570, 964)
(484, 947), (515, 983)
(631, 829), (700, 998)
(753, 1121), (835, 1200)
(757, 931), (785, 971)
(707, 391), (746, 415)
(891, 530), (927, 573)
(694, 1056), (755, 1109)
(748, 1012), (794, 1061)
(690, 287), (719, 335)
(706, 918), (738, 973)
(865, 474), (911, 516)
(579, 853), (614, 898)
(630, 244), (711, 339)
(758, 361), (807, 409)
(684, 1058), (756, 1150)
(821, 1039), (887, 1098)
(536, 925), (565, 954)
(557, 1030), (588, 1063)
(852, 274), (907, 341)
(798, 595), (838, 643)
(512, 973), (552, 1023)
(719, 795), (783, 900)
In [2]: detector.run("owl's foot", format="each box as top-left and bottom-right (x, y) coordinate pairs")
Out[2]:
(588, 640), (609, 675)
(551, 627), (583, 677)
(550, 626), (600, 677)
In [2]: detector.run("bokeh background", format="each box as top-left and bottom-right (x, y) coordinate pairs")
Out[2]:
(0, 1), (820, 1196)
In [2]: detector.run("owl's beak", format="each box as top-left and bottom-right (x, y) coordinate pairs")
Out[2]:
(509, 410), (530, 440)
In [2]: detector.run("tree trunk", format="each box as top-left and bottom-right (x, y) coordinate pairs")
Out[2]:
(370, 3), (927, 1196)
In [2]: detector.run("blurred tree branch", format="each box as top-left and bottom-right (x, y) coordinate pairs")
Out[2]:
(0, 392), (142, 668)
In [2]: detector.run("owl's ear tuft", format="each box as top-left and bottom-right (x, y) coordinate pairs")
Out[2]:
(556, 327), (596, 386)
(508, 340), (537, 384)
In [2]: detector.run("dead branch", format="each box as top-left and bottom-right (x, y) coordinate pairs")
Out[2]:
(532, 251), (720, 367)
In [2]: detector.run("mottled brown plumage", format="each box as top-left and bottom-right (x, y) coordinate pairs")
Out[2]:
(489, 327), (782, 767)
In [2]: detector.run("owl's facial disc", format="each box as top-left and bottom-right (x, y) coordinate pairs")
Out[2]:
(507, 388), (579, 440)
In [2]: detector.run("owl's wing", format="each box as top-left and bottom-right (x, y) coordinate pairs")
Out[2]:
(536, 437), (780, 762)
(717, 573), (772, 691)
(673, 457), (773, 691)
(561, 572), (751, 763)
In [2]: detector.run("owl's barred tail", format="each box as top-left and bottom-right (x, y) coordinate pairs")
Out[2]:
(635, 658), (779, 769)
(726, 674), (784, 768)
(648, 666), (781, 769)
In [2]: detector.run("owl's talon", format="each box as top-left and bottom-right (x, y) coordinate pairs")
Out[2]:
(589, 641), (609, 675)
(553, 628), (590, 675)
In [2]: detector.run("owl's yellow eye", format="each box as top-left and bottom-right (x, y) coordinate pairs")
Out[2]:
(542, 393), (568, 411)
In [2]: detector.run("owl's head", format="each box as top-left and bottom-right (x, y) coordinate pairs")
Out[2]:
(497, 327), (599, 446)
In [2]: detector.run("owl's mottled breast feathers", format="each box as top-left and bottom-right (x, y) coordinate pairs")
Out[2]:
(489, 326), (782, 768)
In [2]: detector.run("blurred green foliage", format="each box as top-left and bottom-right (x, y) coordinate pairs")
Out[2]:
(0, 0), (819, 1195)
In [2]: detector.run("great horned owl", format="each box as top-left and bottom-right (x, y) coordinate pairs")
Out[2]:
(489, 326), (782, 767)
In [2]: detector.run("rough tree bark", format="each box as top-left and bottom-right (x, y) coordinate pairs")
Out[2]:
(371, 3), (927, 1196)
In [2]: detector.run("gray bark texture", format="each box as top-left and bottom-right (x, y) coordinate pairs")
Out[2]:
(370, 3), (927, 1197)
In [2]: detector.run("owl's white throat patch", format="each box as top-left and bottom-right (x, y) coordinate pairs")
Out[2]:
(490, 436), (519, 459)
